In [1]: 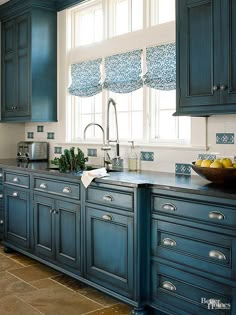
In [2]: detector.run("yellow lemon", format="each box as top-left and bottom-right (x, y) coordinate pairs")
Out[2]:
(210, 160), (223, 168)
(201, 159), (212, 167)
(220, 158), (233, 168)
(195, 159), (202, 166)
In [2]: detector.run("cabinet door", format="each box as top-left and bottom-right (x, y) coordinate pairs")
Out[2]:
(4, 187), (30, 248)
(221, 0), (236, 105)
(85, 206), (134, 298)
(1, 19), (16, 116)
(55, 200), (81, 272)
(176, 0), (221, 115)
(15, 14), (30, 117)
(33, 194), (55, 259)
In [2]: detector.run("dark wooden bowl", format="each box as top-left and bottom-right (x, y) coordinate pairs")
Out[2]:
(191, 162), (236, 184)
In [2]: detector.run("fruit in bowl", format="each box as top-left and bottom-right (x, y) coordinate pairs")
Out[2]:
(191, 157), (236, 184)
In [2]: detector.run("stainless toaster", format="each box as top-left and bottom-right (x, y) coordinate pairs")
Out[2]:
(17, 141), (49, 161)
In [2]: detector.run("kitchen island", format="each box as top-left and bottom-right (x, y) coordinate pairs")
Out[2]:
(0, 159), (235, 315)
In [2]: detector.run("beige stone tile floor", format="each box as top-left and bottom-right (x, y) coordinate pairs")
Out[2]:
(0, 243), (132, 315)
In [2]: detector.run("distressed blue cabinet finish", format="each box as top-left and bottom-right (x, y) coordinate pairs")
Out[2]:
(0, 170), (4, 239)
(150, 188), (236, 315)
(0, 1), (57, 122)
(175, 0), (236, 116)
(33, 193), (81, 272)
(4, 186), (30, 249)
(85, 206), (134, 298)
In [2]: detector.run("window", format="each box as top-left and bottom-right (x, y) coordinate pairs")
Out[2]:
(66, 0), (191, 146)
(150, 90), (190, 143)
(109, 90), (143, 141)
(151, 0), (175, 26)
(73, 1), (103, 47)
(110, 0), (143, 36)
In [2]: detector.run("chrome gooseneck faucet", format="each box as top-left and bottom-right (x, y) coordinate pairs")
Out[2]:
(83, 123), (111, 167)
(106, 98), (119, 157)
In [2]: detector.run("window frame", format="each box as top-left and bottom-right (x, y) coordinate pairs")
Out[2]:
(56, 0), (207, 150)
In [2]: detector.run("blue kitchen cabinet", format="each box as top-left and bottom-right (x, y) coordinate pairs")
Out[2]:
(0, 1), (57, 122)
(149, 188), (236, 315)
(175, 0), (236, 116)
(0, 169), (4, 239)
(3, 170), (30, 249)
(33, 194), (81, 272)
(85, 206), (134, 298)
(4, 186), (30, 249)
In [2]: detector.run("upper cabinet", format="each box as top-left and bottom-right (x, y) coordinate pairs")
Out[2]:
(0, 0), (57, 122)
(175, 0), (236, 116)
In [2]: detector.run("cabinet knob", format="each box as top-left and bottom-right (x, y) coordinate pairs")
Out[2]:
(0, 194), (3, 199)
(220, 85), (227, 91)
(162, 238), (177, 247)
(39, 183), (47, 189)
(162, 203), (176, 212)
(0, 220), (3, 225)
(103, 195), (113, 202)
(208, 211), (225, 220)
(0, 173), (3, 177)
(62, 187), (71, 194)
(49, 209), (54, 214)
(12, 192), (18, 197)
(13, 177), (20, 183)
(102, 214), (113, 221)
(162, 281), (176, 291)
(209, 250), (226, 261)
(212, 85), (219, 91)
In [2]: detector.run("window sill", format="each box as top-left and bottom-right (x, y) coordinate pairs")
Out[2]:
(56, 141), (208, 151)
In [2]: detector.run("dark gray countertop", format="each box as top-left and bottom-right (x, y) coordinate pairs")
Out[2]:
(0, 159), (236, 199)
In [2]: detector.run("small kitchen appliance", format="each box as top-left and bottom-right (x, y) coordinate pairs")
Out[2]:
(17, 141), (49, 161)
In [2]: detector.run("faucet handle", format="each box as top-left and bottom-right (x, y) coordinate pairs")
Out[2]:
(101, 146), (111, 151)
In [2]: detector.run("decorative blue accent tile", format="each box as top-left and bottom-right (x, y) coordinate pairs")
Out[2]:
(112, 158), (123, 168)
(37, 125), (44, 132)
(87, 148), (97, 157)
(54, 147), (62, 154)
(216, 133), (234, 144)
(140, 151), (154, 161)
(198, 154), (216, 160)
(47, 132), (55, 140)
(27, 132), (34, 139)
(175, 163), (191, 175)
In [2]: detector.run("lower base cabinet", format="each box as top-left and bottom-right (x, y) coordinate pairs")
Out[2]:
(4, 186), (30, 249)
(33, 194), (81, 272)
(85, 206), (134, 298)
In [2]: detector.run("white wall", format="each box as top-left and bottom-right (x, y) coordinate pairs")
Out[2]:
(0, 123), (25, 158)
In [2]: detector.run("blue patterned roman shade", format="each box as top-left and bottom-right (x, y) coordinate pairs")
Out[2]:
(103, 50), (143, 93)
(143, 43), (176, 90)
(68, 58), (102, 97)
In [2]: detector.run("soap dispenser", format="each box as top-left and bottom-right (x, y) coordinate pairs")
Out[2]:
(128, 141), (138, 171)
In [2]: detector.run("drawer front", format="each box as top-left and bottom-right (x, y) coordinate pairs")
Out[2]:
(4, 171), (30, 188)
(0, 210), (4, 234)
(34, 177), (80, 200)
(152, 219), (236, 281)
(151, 263), (233, 315)
(86, 186), (133, 211)
(152, 194), (236, 228)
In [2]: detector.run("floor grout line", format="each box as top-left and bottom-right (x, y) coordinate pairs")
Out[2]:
(15, 295), (45, 315)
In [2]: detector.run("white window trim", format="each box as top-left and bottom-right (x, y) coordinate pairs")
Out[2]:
(56, 8), (208, 150)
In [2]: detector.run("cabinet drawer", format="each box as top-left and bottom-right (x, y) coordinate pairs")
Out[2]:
(152, 219), (236, 281)
(151, 263), (233, 315)
(4, 171), (30, 188)
(0, 210), (4, 232)
(152, 194), (236, 228)
(0, 185), (3, 208)
(86, 186), (133, 211)
(34, 177), (80, 200)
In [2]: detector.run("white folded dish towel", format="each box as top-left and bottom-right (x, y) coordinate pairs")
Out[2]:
(81, 167), (110, 188)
